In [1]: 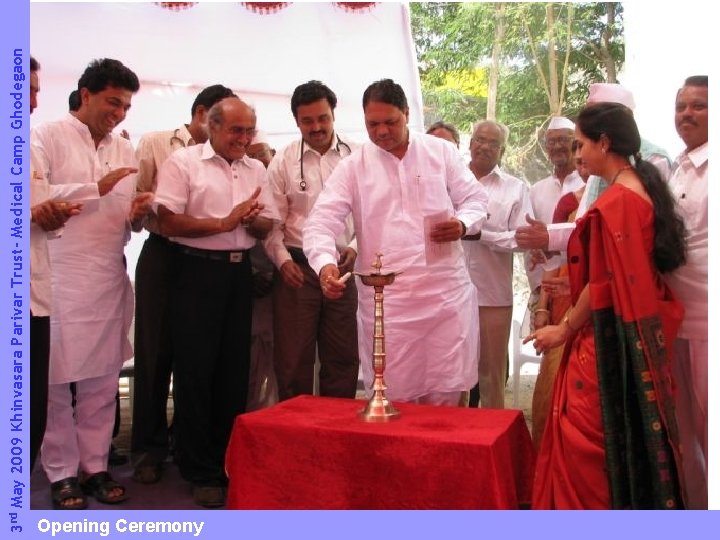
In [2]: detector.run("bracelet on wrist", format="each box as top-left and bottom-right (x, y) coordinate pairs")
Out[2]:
(534, 308), (550, 316)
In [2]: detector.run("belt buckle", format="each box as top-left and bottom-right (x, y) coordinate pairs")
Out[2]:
(229, 252), (243, 263)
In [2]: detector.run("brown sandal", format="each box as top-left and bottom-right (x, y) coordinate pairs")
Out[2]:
(81, 471), (128, 504)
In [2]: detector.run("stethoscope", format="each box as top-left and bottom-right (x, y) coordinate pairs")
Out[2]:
(299, 134), (351, 191)
(170, 129), (186, 151)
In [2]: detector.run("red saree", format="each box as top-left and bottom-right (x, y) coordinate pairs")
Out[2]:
(532, 184), (685, 509)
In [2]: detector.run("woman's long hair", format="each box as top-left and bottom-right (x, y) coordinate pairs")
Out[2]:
(577, 103), (687, 273)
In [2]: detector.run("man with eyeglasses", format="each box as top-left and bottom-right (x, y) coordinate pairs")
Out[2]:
(154, 97), (278, 507)
(462, 121), (533, 409)
(516, 84), (672, 256)
(130, 84), (235, 486)
(263, 80), (360, 401)
(524, 117), (584, 301)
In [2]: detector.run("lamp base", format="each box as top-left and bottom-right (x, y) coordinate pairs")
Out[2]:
(358, 393), (401, 422)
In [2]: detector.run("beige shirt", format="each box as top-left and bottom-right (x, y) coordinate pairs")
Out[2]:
(135, 124), (195, 234)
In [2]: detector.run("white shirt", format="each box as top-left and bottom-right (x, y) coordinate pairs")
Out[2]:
(304, 132), (488, 400)
(526, 170), (583, 289)
(154, 141), (278, 251)
(31, 114), (137, 383)
(135, 124), (196, 234)
(665, 142), (708, 340)
(463, 165), (532, 306)
(263, 133), (355, 269)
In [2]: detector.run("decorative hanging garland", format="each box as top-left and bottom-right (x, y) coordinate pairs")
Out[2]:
(241, 2), (290, 14)
(155, 2), (375, 15)
(334, 2), (376, 13)
(154, 2), (197, 12)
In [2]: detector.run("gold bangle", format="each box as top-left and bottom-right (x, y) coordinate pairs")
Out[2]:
(534, 308), (550, 316)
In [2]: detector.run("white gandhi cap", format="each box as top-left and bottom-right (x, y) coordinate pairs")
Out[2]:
(587, 83), (636, 110)
(547, 116), (575, 130)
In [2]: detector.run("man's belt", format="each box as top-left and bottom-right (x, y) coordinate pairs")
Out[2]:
(287, 246), (309, 265)
(178, 245), (248, 263)
(148, 232), (176, 248)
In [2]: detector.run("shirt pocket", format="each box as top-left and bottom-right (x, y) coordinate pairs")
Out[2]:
(417, 174), (450, 214)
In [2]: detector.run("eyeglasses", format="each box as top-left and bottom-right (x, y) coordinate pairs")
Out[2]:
(225, 126), (257, 138)
(544, 136), (574, 147)
(471, 136), (502, 150)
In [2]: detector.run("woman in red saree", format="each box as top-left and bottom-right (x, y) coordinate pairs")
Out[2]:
(528, 103), (687, 509)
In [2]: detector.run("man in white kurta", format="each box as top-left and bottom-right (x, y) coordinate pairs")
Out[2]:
(525, 117), (583, 293)
(30, 58), (148, 507)
(27, 55), (82, 474)
(462, 121), (532, 409)
(664, 76), (708, 509)
(518, 84), (673, 257)
(304, 79), (488, 406)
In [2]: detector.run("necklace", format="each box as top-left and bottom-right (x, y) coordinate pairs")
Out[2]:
(610, 165), (633, 184)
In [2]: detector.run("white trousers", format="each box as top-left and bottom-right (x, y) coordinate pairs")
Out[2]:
(672, 337), (708, 509)
(41, 372), (118, 483)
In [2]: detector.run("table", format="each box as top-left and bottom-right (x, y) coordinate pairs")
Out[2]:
(225, 395), (535, 509)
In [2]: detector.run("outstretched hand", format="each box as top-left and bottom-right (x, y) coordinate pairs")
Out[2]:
(515, 214), (549, 250)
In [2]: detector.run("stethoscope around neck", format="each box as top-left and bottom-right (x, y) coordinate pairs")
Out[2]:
(299, 135), (351, 191)
(170, 128), (186, 151)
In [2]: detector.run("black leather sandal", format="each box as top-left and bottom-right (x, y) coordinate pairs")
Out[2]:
(50, 477), (88, 510)
(81, 471), (128, 504)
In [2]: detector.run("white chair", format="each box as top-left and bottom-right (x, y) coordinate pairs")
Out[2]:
(509, 318), (542, 408)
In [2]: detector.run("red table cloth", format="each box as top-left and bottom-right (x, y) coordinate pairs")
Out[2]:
(226, 395), (535, 509)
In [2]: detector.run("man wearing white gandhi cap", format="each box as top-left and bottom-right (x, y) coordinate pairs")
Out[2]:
(516, 83), (672, 255)
(523, 116), (584, 298)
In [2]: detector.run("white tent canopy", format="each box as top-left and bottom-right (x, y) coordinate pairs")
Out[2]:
(30, 1), (424, 149)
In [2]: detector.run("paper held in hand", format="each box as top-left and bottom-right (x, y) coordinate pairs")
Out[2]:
(423, 210), (452, 265)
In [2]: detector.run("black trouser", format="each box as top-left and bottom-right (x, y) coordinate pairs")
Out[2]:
(131, 234), (178, 467)
(30, 315), (50, 473)
(170, 251), (253, 486)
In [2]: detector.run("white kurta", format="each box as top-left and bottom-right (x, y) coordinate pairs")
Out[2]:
(526, 171), (583, 289)
(31, 114), (136, 384)
(304, 133), (488, 401)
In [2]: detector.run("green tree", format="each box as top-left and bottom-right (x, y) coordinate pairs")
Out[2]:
(410, 2), (625, 182)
